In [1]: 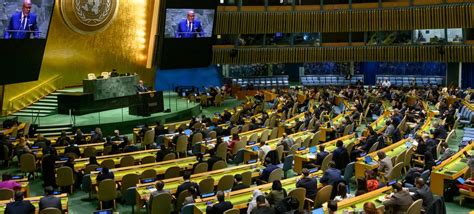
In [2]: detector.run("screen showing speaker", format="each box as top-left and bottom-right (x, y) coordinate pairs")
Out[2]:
(0, 0), (55, 85)
(156, 0), (217, 69)
(2, 0), (54, 39)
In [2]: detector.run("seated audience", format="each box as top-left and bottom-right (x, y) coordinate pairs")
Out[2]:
(96, 167), (114, 184)
(206, 191), (233, 214)
(320, 161), (342, 186)
(5, 192), (35, 214)
(266, 180), (287, 206)
(251, 195), (274, 214)
(39, 186), (62, 211)
(411, 177), (434, 210)
(296, 168), (318, 199)
(176, 171), (200, 196)
(259, 157), (279, 183)
(382, 182), (414, 214)
(232, 174), (249, 191)
(377, 151), (393, 178)
(333, 183), (353, 201)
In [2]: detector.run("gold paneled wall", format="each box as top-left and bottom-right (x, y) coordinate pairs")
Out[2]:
(2, 0), (156, 112)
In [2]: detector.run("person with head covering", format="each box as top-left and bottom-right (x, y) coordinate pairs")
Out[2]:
(246, 189), (269, 214)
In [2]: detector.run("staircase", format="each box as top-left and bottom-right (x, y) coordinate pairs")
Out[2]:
(12, 92), (60, 117)
(36, 123), (74, 138)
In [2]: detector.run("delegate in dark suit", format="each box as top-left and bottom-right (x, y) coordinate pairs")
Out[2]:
(39, 195), (62, 211)
(206, 201), (233, 214)
(4, 9), (40, 39)
(5, 200), (35, 214)
(175, 11), (205, 38)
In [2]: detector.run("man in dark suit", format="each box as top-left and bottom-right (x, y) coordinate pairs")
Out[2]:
(175, 11), (204, 38)
(96, 167), (114, 184)
(319, 161), (342, 186)
(332, 140), (349, 171)
(232, 174), (249, 191)
(206, 191), (233, 214)
(296, 168), (318, 199)
(207, 149), (222, 171)
(176, 171), (200, 196)
(39, 186), (61, 211)
(411, 177), (434, 210)
(259, 158), (279, 182)
(136, 80), (149, 93)
(5, 192), (35, 214)
(64, 142), (80, 157)
(383, 182), (414, 214)
(315, 144), (329, 166)
(4, 2), (40, 39)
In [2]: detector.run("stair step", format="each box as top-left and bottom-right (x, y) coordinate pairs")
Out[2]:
(12, 113), (49, 117)
(42, 132), (73, 138)
(50, 92), (63, 96)
(28, 105), (57, 110)
(39, 99), (57, 103)
(19, 109), (53, 114)
(44, 95), (58, 99)
(38, 123), (72, 128)
(35, 102), (58, 106)
(37, 127), (72, 132)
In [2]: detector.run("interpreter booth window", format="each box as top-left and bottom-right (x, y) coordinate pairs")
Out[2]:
(242, 0), (265, 6)
(379, 31), (412, 45)
(294, 33), (321, 46)
(266, 33), (292, 45)
(413, 29), (462, 44)
(237, 34), (265, 46)
(215, 34), (237, 45)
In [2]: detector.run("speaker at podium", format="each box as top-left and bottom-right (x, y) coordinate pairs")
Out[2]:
(129, 91), (164, 116)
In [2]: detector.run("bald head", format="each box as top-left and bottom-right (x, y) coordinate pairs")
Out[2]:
(415, 177), (425, 188)
(186, 11), (195, 22)
(22, 1), (32, 16)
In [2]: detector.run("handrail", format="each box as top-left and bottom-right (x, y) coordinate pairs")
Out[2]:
(8, 75), (64, 115)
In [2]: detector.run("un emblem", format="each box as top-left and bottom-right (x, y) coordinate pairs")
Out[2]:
(60, 0), (119, 34)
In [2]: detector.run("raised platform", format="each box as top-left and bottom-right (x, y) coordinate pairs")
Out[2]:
(16, 90), (201, 135)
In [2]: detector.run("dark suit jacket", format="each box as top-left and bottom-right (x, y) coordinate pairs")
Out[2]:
(260, 164), (279, 182)
(5, 200), (35, 214)
(296, 177), (318, 199)
(175, 19), (204, 38)
(232, 182), (249, 191)
(136, 84), (148, 93)
(315, 151), (329, 165)
(39, 195), (62, 211)
(207, 156), (222, 171)
(176, 181), (200, 196)
(332, 147), (349, 170)
(96, 172), (114, 183)
(412, 185), (434, 208)
(4, 12), (39, 39)
(320, 168), (342, 185)
(383, 190), (414, 214)
(64, 145), (80, 157)
(206, 201), (233, 214)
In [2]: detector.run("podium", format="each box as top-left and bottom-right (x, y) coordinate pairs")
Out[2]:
(129, 91), (164, 116)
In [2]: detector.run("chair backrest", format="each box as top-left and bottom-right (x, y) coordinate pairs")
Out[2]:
(283, 155), (294, 172)
(121, 173), (139, 195)
(404, 147), (414, 167)
(310, 131), (320, 147)
(387, 162), (404, 181)
(120, 156), (135, 167)
(276, 145), (284, 162)
(140, 169), (157, 180)
(0, 188), (14, 200)
(83, 147), (97, 158)
(167, 125), (176, 134)
(20, 153), (36, 173)
(176, 190), (191, 211)
(208, 131), (217, 139)
(230, 127), (239, 135)
(260, 130), (270, 142)
(87, 73), (96, 80)
(345, 142), (355, 155)
(395, 151), (406, 165)
(268, 168), (283, 182)
(302, 136), (311, 148)
(164, 166), (181, 179)
(407, 199), (423, 214)
(223, 208), (240, 214)
(241, 171), (252, 187)
(232, 140), (246, 155)
(102, 146), (112, 155)
(39, 208), (62, 214)
(56, 166), (74, 187)
(343, 162), (355, 184)
(143, 129), (155, 146)
(141, 155), (156, 164)
(199, 177), (215, 194)
(321, 153), (333, 172)
(368, 142), (379, 153)
(241, 124), (250, 133)
(84, 164), (99, 175)
(176, 135), (188, 153)
(217, 174), (234, 191)
(270, 127), (279, 140)
(150, 192), (172, 214)
(100, 159), (115, 169)
(182, 204), (200, 214)
(194, 162), (208, 174)
(163, 153), (176, 161)
(233, 149), (245, 166)
(97, 179), (117, 202)
(314, 185), (333, 208)
(212, 160), (227, 171)
(248, 133), (258, 143)
(101, 72), (110, 79)
(288, 187), (306, 211)
(420, 169), (430, 183)
(192, 132), (203, 144)
(215, 143), (227, 160)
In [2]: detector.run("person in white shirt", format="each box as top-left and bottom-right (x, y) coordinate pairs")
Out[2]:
(258, 141), (272, 162)
(333, 183), (354, 202)
(382, 79), (391, 88)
